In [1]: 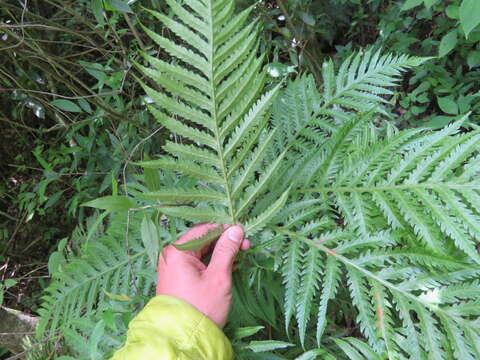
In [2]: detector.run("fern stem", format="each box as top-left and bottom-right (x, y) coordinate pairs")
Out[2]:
(206, 0), (236, 224)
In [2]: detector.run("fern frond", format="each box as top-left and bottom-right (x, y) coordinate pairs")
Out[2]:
(321, 49), (428, 118)
(282, 239), (303, 331)
(36, 213), (158, 344)
(347, 266), (380, 351)
(296, 247), (322, 346)
(136, 0), (287, 232)
(316, 256), (341, 343)
(302, 114), (480, 262)
(277, 228), (480, 357)
(334, 337), (383, 360)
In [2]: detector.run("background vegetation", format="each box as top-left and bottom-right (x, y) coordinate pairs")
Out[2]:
(1, 0), (479, 358)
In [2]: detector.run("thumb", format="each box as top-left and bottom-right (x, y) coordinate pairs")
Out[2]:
(207, 225), (244, 274)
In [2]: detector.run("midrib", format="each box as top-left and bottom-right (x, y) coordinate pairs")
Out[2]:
(206, 0), (236, 224)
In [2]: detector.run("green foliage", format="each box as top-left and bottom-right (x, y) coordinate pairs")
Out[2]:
(16, 0), (480, 359)
(371, 0), (480, 127)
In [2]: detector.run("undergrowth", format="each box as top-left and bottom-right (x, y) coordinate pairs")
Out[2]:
(28, 0), (480, 358)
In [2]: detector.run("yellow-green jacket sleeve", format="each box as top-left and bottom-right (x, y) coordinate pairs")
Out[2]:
(111, 295), (233, 360)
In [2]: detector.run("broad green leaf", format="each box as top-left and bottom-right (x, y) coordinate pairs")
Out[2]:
(467, 51), (480, 69)
(438, 30), (457, 57)
(91, 0), (105, 25)
(105, 0), (132, 13)
(460, 0), (480, 38)
(50, 99), (82, 113)
(141, 216), (160, 267)
(437, 96), (459, 115)
(48, 251), (63, 276)
(246, 340), (294, 352)
(423, 0), (439, 9)
(173, 226), (223, 251)
(232, 326), (265, 340)
(4, 279), (17, 288)
(81, 195), (135, 212)
(299, 12), (316, 26)
(446, 5), (459, 19)
(78, 98), (93, 114)
(401, 0), (423, 11)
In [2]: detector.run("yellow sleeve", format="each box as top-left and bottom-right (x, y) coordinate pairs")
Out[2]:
(111, 295), (233, 360)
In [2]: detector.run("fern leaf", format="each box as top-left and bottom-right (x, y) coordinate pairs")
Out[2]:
(347, 266), (381, 351)
(282, 239), (303, 331)
(136, 0), (287, 232)
(160, 205), (231, 223)
(296, 247), (322, 346)
(37, 214), (154, 338)
(244, 189), (290, 234)
(163, 141), (220, 167)
(141, 187), (226, 203)
(136, 156), (223, 184)
(316, 256), (341, 344)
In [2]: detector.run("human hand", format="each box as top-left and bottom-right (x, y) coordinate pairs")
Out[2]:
(156, 223), (250, 328)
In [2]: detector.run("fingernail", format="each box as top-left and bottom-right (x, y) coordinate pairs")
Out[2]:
(227, 225), (243, 243)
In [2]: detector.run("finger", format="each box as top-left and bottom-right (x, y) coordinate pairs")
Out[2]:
(207, 225), (244, 274)
(158, 244), (206, 272)
(240, 238), (251, 250)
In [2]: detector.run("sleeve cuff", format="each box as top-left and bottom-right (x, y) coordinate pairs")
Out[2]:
(111, 295), (233, 360)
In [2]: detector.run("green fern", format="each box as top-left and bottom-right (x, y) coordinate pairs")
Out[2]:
(135, 0), (288, 231)
(275, 70), (480, 356)
(33, 210), (171, 359)
(34, 0), (480, 358)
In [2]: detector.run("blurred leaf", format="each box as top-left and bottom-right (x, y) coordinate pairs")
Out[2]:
(438, 30), (457, 57)
(143, 154), (161, 191)
(50, 99), (82, 113)
(437, 96), (459, 115)
(173, 226), (223, 252)
(104, 290), (132, 301)
(106, 0), (132, 13)
(5, 279), (17, 288)
(91, 0), (105, 25)
(78, 98), (93, 114)
(426, 116), (455, 129)
(446, 5), (459, 19)
(246, 340), (294, 352)
(141, 216), (160, 267)
(48, 251), (63, 276)
(295, 349), (330, 360)
(401, 0), (423, 11)
(81, 195), (135, 212)
(232, 326), (264, 340)
(423, 0), (439, 9)
(45, 190), (66, 209)
(467, 51), (480, 69)
(460, 0), (480, 38)
(299, 11), (315, 26)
